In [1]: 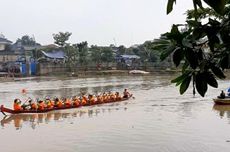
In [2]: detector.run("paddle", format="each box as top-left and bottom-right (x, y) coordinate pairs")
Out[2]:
(21, 97), (32, 110)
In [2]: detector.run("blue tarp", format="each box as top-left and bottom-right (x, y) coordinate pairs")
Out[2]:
(42, 50), (65, 59)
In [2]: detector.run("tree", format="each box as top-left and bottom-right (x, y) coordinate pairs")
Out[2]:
(90, 45), (102, 64)
(156, 0), (230, 96)
(16, 35), (38, 46)
(77, 41), (88, 66)
(65, 44), (78, 68)
(101, 48), (114, 66)
(53, 32), (72, 47)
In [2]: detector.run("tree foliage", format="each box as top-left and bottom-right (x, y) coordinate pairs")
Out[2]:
(53, 32), (72, 47)
(156, 0), (230, 96)
(16, 35), (38, 46)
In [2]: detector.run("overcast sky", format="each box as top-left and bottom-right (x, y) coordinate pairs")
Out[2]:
(0, 0), (193, 47)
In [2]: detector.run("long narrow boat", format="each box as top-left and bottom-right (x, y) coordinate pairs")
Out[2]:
(0, 97), (131, 115)
(213, 98), (230, 105)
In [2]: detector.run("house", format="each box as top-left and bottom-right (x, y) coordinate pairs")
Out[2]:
(0, 37), (20, 63)
(0, 37), (12, 51)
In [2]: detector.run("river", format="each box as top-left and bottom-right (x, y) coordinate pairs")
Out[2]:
(0, 74), (230, 152)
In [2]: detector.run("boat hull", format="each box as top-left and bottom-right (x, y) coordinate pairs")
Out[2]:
(0, 97), (130, 114)
(213, 98), (230, 105)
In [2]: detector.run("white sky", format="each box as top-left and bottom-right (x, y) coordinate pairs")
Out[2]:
(0, 0), (193, 47)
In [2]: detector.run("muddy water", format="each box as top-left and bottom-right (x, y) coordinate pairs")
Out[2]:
(0, 75), (230, 152)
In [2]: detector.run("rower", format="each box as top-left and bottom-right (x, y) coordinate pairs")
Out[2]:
(13, 99), (23, 111)
(64, 98), (72, 107)
(72, 96), (80, 107)
(21, 98), (33, 110)
(46, 98), (53, 109)
(30, 100), (38, 110)
(111, 92), (116, 101)
(123, 88), (131, 98)
(38, 100), (46, 110)
(115, 92), (122, 100)
(89, 94), (96, 105)
(81, 95), (88, 106)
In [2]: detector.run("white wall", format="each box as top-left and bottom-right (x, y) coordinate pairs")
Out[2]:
(0, 44), (5, 51)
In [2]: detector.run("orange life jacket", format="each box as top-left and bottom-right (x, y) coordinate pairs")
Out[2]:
(90, 97), (96, 105)
(81, 96), (88, 106)
(13, 103), (22, 111)
(57, 100), (63, 108)
(65, 99), (72, 107)
(73, 99), (80, 107)
(31, 103), (38, 110)
(38, 102), (46, 110)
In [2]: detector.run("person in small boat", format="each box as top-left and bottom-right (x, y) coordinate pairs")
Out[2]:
(123, 89), (131, 98)
(218, 90), (226, 99)
(13, 99), (23, 111)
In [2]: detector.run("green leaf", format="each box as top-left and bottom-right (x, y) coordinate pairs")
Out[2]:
(203, 0), (226, 15)
(182, 60), (189, 73)
(195, 72), (208, 97)
(205, 71), (218, 88)
(171, 71), (191, 85)
(160, 45), (176, 60)
(180, 75), (192, 94)
(220, 55), (229, 69)
(167, 0), (176, 14)
(173, 48), (184, 67)
(193, 27), (206, 40)
(211, 66), (226, 79)
(185, 48), (198, 69)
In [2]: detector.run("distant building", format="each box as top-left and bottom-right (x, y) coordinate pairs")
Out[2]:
(0, 37), (12, 51)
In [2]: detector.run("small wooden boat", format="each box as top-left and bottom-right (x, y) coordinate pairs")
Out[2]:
(213, 98), (230, 105)
(0, 97), (131, 115)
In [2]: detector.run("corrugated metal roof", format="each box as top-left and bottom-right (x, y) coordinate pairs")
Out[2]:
(0, 37), (12, 44)
(41, 50), (65, 59)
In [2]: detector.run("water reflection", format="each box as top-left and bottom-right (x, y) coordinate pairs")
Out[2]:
(1, 106), (128, 130)
(213, 104), (230, 119)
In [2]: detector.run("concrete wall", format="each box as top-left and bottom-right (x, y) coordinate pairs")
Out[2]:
(37, 63), (68, 75)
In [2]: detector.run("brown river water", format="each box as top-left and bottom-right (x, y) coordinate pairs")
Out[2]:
(0, 74), (230, 152)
